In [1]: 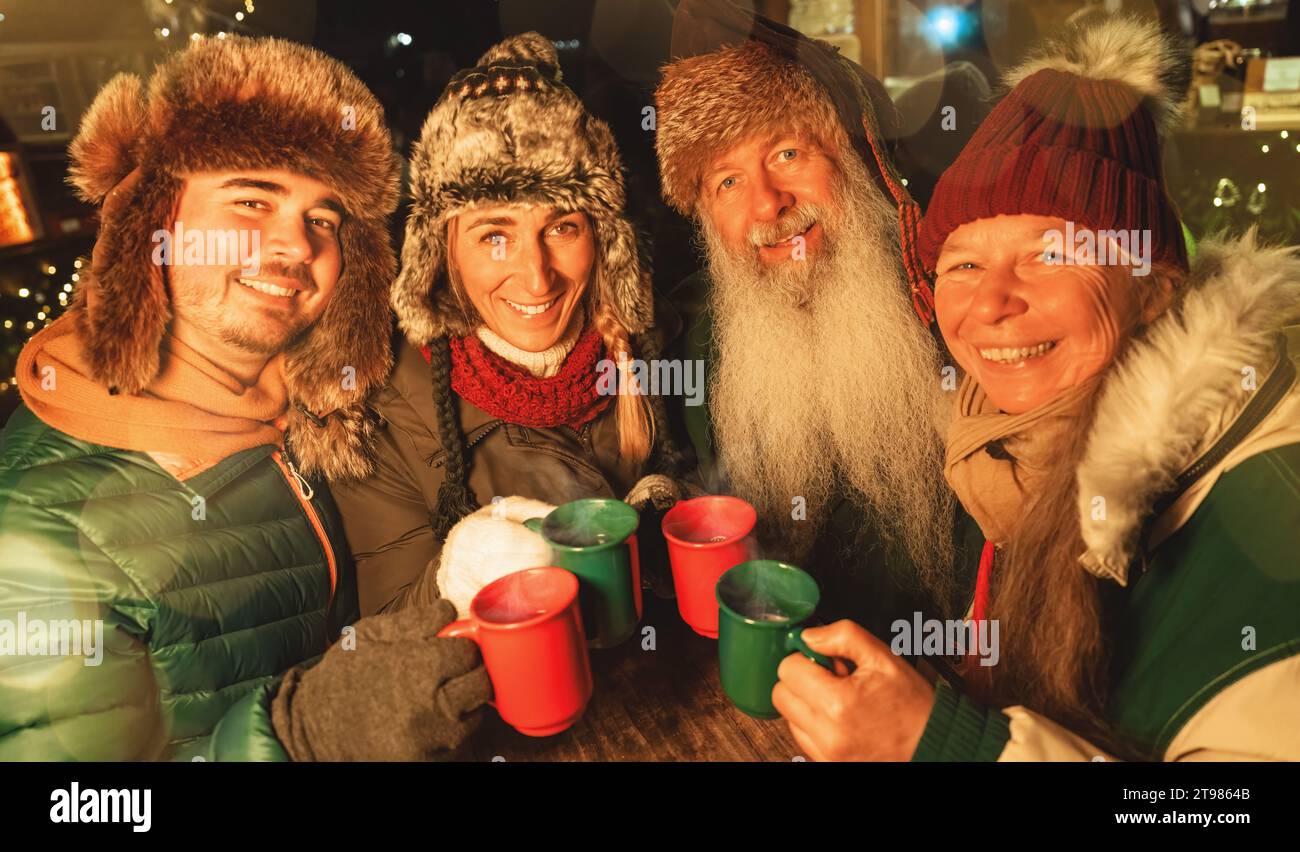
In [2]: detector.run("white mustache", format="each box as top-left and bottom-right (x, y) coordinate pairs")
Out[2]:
(748, 204), (822, 248)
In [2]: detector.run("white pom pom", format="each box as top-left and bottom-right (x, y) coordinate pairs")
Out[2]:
(1002, 15), (1190, 134)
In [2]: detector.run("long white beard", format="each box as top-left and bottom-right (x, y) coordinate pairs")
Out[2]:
(703, 154), (955, 593)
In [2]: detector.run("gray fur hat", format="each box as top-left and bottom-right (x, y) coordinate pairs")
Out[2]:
(391, 32), (653, 344)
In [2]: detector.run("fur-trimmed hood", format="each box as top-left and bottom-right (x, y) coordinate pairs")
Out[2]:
(65, 36), (401, 481)
(1078, 232), (1300, 583)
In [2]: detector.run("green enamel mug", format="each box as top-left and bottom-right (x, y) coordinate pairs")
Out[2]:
(524, 498), (642, 649)
(716, 560), (832, 719)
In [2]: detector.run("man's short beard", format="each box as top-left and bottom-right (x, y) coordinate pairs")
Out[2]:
(218, 312), (314, 355)
(169, 265), (316, 356)
(702, 153), (956, 601)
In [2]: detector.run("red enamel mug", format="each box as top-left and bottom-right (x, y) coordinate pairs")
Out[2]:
(438, 566), (593, 737)
(661, 495), (758, 638)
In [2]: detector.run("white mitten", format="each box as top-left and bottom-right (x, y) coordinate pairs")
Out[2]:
(435, 497), (557, 618)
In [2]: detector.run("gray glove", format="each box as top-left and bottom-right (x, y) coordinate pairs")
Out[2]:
(623, 475), (709, 599)
(624, 474), (707, 512)
(271, 600), (491, 761)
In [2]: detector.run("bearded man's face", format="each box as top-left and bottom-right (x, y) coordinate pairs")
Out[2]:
(697, 130), (956, 597)
(698, 133), (841, 306)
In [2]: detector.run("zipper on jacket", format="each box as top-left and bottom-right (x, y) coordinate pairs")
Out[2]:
(466, 420), (504, 451)
(272, 449), (337, 604)
(578, 422), (597, 459)
(283, 455), (315, 500)
(430, 420), (504, 469)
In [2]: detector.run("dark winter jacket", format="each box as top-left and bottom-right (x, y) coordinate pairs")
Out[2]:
(332, 334), (647, 617)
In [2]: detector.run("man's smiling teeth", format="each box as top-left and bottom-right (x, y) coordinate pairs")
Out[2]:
(764, 223), (813, 248)
(238, 278), (295, 298)
(505, 297), (557, 316)
(978, 341), (1057, 364)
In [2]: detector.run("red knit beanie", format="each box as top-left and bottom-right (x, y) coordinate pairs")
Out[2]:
(918, 16), (1191, 273)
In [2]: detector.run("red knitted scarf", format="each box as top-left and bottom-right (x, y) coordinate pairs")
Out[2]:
(432, 328), (613, 429)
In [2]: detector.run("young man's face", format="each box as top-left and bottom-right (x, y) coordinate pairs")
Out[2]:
(168, 169), (345, 356)
(697, 132), (838, 266)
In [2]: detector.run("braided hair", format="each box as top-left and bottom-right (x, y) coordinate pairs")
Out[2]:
(428, 335), (479, 541)
(592, 300), (652, 466)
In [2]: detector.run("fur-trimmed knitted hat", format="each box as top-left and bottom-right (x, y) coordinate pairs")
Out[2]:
(654, 0), (937, 324)
(66, 35), (401, 481)
(917, 16), (1191, 272)
(390, 32), (653, 344)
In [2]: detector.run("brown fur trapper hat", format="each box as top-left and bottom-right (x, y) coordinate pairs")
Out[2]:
(391, 32), (653, 344)
(655, 41), (851, 218)
(66, 36), (401, 481)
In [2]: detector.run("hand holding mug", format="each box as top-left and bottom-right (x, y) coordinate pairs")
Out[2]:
(436, 496), (556, 618)
(524, 499), (642, 649)
(716, 560), (834, 718)
(772, 620), (935, 761)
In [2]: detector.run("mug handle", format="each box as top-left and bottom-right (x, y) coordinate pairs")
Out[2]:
(627, 532), (642, 619)
(786, 627), (833, 671)
(438, 620), (496, 709)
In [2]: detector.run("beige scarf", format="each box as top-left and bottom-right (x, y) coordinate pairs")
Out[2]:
(944, 374), (1101, 543)
(17, 312), (288, 478)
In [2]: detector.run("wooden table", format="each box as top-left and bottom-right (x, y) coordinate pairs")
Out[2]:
(470, 593), (802, 761)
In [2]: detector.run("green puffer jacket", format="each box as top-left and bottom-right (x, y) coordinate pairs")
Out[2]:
(0, 405), (357, 761)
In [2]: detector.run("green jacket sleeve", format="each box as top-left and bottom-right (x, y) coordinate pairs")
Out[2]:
(911, 681), (1012, 762)
(0, 500), (167, 761)
(206, 680), (290, 762)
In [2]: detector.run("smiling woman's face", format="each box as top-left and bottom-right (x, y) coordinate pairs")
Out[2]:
(448, 204), (595, 352)
(934, 214), (1170, 414)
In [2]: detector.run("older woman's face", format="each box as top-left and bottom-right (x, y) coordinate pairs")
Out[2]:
(448, 205), (595, 352)
(934, 214), (1165, 414)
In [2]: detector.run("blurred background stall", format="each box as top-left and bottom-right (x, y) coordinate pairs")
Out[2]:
(2, 0), (1298, 422)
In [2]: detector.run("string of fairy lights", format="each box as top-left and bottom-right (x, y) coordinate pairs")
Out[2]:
(0, 256), (84, 395)
(1209, 130), (1298, 213)
(154, 0), (259, 43)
